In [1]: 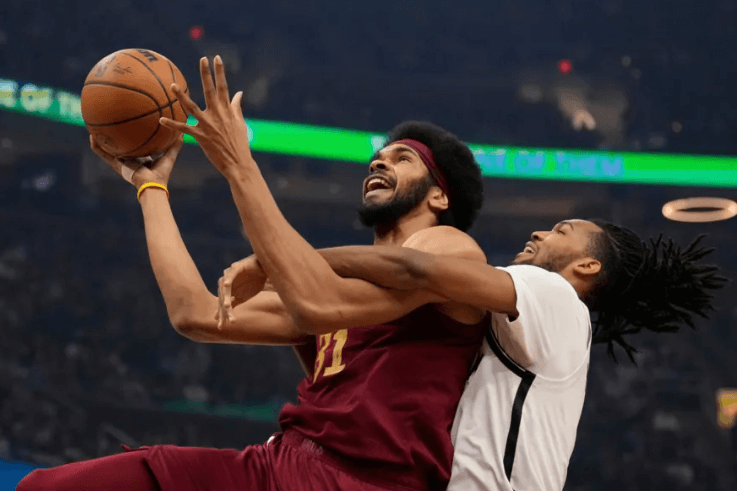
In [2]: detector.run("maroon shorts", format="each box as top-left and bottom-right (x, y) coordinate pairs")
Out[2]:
(17, 431), (405, 491)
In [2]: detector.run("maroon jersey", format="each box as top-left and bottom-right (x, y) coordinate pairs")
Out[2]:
(279, 304), (487, 490)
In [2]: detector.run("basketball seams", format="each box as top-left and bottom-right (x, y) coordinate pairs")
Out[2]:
(168, 60), (190, 123)
(111, 50), (178, 156)
(125, 124), (164, 156)
(118, 51), (175, 121)
(83, 81), (161, 107)
(82, 49), (188, 157)
(82, 80), (163, 150)
(85, 98), (181, 127)
(167, 60), (176, 84)
(84, 81), (162, 155)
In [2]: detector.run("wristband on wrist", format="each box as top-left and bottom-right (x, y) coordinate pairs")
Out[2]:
(137, 182), (169, 201)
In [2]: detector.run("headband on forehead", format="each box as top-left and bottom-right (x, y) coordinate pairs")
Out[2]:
(392, 139), (450, 197)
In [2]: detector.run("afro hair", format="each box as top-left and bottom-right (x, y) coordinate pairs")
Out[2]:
(384, 121), (484, 232)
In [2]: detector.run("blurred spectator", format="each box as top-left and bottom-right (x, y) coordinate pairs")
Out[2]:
(0, 1), (735, 488)
(0, 174), (735, 489)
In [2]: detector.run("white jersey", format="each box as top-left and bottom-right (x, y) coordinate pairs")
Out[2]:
(448, 265), (591, 491)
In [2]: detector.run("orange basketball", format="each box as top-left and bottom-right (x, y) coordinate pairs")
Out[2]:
(81, 48), (189, 158)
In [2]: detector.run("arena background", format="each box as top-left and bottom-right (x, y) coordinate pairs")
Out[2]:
(0, 0), (736, 489)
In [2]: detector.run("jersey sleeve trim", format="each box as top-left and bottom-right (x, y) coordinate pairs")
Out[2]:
(485, 326), (531, 379)
(485, 324), (537, 484)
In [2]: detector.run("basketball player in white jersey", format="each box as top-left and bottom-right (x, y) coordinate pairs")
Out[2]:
(220, 218), (724, 490)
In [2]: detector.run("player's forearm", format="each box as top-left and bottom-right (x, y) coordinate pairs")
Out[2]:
(178, 290), (309, 346)
(139, 190), (211, 327)
(318, 246), (431, 291)
(225, 159), (348, 322)
(319, 245), (507, 313)
(326, 246), (518, 316)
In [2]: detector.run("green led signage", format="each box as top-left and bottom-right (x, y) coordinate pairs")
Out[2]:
(1, 77), (735, 188)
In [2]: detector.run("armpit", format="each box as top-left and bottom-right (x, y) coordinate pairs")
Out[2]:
(492, 315), (535, 368)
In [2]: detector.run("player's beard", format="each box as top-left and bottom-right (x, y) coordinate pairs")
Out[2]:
(513, 252), (576, 274)
(357, 175), (433, 228)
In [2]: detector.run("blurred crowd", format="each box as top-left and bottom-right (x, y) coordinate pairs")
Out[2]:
(0, 0), (736, 489)
(0, 210), (301, 465)
(0, 172), (735, 488)
(2, 0), (736, 154)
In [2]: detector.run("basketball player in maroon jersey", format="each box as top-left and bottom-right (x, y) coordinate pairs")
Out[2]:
(18, 56), (488, 490)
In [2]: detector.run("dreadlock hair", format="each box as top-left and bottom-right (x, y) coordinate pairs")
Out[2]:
(584, 219), (728, 364)
(384, 121), (483, 232)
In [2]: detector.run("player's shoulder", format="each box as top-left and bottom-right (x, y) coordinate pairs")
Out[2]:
(402, 226), (486, 262)
(503, 265), (582, 308)
(503, 264), (574, 290)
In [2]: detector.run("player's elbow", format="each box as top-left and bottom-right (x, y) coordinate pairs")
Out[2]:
(168, 291), (217, 341)
(169, 309), (213, 342)
(171, 316), (203, 341)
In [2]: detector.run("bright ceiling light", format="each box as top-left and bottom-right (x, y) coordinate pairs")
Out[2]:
(662, 197), (737, 222)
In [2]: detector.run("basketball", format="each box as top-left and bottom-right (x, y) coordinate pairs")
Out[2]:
(81, 48), (189, 158)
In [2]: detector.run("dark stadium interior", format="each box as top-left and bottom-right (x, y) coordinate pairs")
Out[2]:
(0, 0), (736, 489)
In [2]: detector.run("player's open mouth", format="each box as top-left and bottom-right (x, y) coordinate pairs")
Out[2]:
(522, 242), (536, 254)
(364, 176), (394, 197)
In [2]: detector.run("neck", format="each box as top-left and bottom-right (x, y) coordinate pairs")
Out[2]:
(560, 269), (589, 301)
(372, 210), (438, 246)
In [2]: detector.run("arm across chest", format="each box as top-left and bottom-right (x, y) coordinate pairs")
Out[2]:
(402, 226), (487, 325)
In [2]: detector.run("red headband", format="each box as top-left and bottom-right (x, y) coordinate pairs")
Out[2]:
(393, 139), (450, 197)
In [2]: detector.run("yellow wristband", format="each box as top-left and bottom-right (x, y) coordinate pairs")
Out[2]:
(137, 182), (170, 201)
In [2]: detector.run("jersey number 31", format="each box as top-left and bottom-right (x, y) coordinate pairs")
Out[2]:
(314, 329), (348, 382)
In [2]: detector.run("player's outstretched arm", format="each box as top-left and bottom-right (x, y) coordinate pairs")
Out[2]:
(177, 289), (311, 345)
(327, 243), (519, 317)
(160, 56), (460, 333)
(90, 135), (206, 327)
(217, 226), (488, 332)
(90, 135), (309, 346)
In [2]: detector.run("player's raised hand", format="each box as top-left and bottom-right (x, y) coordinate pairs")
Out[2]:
(159, 56), (252, 181)
(215, 255), (268, 329)
(90, 134), (184, 190)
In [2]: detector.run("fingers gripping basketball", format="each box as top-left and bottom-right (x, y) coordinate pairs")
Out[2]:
(81, 48), (189, 158)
